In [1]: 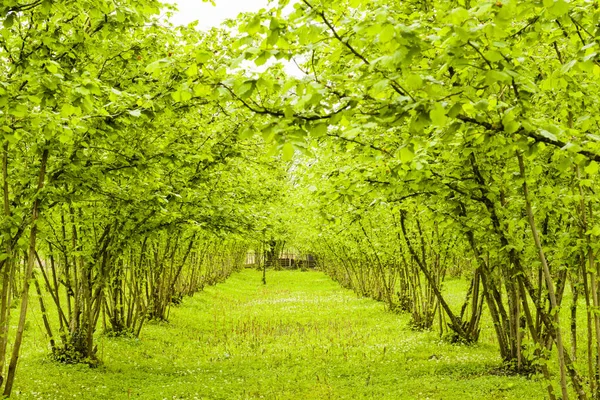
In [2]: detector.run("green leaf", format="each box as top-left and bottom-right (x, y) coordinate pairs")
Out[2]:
(504, 120), (521, 134)
(405, 74), (423, 89)
(585, 161), (599, 175)
(400, 146), (414, 163)
(240, 127), (255, 139)
(284, 106), (294, 119)
(311, 123), (328, 138)
(449, 8), (469, 24)
(3, 12), (14, 28)
(549, 0), (570, 16)
(10, 104), (27, 118)
(196, 51), (211, 63)
(180, 90), (192, 102)
(486, 70), (512, 83)
(539, 129), (557, 142)
(429, 104), (447, 127)
(193, 83), (212, 97)
(484, 51), (503, 63)
(589, 225), (600, 236)
(379, 24), (395, 43)
(58, 129), (73, 144)
(267, 29), (280, 46)
(185, 63), (199, 77)
(561, 59), (577, 74)
(61, 104), (75, 117)
(282, 142), (294, 161)
(238, 80), (256, 99)
(46, 62), (59, 74)
(448, 103), (463, 118)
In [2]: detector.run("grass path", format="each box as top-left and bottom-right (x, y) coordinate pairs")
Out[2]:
(16, 269), (546, 399)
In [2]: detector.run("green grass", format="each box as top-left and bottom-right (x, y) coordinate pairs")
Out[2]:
(15, 269), (547, 399)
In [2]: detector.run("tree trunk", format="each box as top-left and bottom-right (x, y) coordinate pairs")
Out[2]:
(517, 152), (569, 400)
(3, 149), (49, 397)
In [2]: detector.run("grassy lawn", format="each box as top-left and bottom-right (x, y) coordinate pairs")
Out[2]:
(15, 269), (546, 399)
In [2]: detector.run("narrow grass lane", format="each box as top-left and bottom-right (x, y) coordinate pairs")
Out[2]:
(17, 270), (545, 399)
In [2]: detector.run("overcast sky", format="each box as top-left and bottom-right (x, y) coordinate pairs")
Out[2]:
(163, 0), (271, 30)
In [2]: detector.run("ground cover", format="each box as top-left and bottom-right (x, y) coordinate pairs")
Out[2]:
(16, 269), (546, 399)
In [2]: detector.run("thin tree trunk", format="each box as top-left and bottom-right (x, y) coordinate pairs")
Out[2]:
(517, 152), (569, 400)
(3, 149), (49, 397)
(0, 142), (12, 386)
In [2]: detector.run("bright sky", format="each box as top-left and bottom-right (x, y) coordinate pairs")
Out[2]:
(163, 0), (271, 30)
